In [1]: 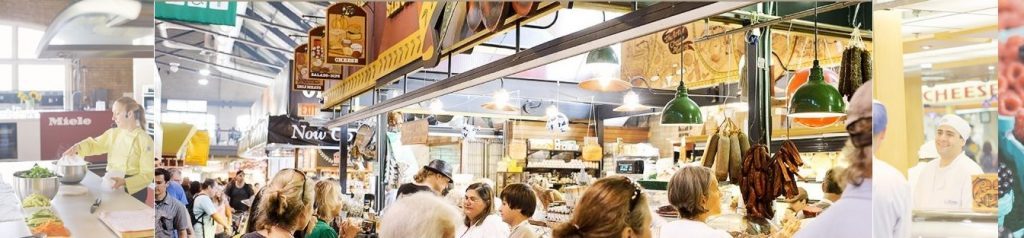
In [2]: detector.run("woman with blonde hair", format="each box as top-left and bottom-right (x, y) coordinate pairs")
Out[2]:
(241, 169), (314, 238)
(63, 96), (153, 201)
(552, 176), (652, 238)
(307, 180), (360, 238)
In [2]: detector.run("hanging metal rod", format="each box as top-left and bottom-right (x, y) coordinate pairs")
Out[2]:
(155, 49), (280, 80)
(157, 37), (285, 71)
(697, 1), (863, 43)
(236, 14), (308, 33)
(726, 10), (872, 40)
(162, 21), (294, 55)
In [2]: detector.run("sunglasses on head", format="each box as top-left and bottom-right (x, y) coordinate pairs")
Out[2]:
(846, 117), (872, 148)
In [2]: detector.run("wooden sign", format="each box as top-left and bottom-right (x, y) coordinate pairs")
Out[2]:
(386, 2), (408, 17)
(400, 119), (428, 145)
(326, 3), (368, 66)
(922, 80), (997, 106)
(292, 44), (324, 91)
(308, 26), (343, 80)
(297, 103), (320, 118)
(972, 174), (997, 212)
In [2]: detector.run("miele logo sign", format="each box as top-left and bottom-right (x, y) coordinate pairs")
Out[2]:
(48, 117), (93, 126)
(290, 125), (341, 141)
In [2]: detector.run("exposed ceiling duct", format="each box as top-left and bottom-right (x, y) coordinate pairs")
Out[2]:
(36, 0), (154, 58)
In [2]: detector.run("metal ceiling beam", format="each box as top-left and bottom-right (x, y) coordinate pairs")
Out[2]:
(155, 61), (268, 88)
(237, 12), (308, 33)
(158, 37), (284, 72)
(244, 7), (299, 47)
(240, 27), (292, 65)
(234, 44), (278, 70)
(162, 21), (294, 55)
(325, 1), (756, 128)
(268, 2), (313, 29)
(156, 49), (279, 80)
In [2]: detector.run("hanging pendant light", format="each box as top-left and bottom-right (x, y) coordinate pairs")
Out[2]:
(545, 104), (560, 118)
(788, 2), (846, 118)
(661, 80), (702, 125)
(614, 90), (652, 112)
(482, 88), (518, 112)
(429, 98), (445, 114)
(579, 45), (632, 92)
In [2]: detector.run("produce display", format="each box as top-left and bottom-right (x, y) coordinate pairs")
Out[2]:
(25, 208), (69, 237)
(16, 164), (57, 178)
(21, 194), (50, 208)
(739, 141), (804, 220)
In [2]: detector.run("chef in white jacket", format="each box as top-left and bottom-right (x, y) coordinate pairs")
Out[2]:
(911, 114), (984, 210)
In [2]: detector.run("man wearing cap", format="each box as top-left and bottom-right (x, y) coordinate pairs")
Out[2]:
(397, 159), (454, 197)
(795, 82), (875, 238)
(871, 100), (911, 238)
(912, 114), (984, 210)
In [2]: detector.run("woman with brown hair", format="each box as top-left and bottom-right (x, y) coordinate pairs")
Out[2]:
(457, 182), (509, 238)
(241, 169), (314, 238)
(552, 176), (651, 238)
(659, 165), (728, 238)
(63, 96), (153, 202)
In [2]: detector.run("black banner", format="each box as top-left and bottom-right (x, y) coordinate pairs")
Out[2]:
(267, 115), (341, 147)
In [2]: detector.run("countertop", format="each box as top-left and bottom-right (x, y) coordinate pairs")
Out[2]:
(0, 161), (153, 237)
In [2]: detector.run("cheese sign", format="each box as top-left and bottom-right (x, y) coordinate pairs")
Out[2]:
(308, 26), (344, 80)
(292, 44), (324, 91)
(921, 80), (997, 105)
(326, 3), (368, 66)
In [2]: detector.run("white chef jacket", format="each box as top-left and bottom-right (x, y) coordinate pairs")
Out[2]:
(873, 158), (911, 238)
(911, 153), (984, 210)
(793, 179), (872, 238)
(457, 214), (510, 238)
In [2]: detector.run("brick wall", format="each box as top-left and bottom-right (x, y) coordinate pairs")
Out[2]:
(0, 0), (135, 109)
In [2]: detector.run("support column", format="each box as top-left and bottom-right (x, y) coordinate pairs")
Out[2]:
(874, 10), (923, 175)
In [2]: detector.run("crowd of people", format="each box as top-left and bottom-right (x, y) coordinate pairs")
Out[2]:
(156, 83), (891, 238)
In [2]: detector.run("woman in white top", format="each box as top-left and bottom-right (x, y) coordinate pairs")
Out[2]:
(457, 182), (510, 238)
(659, 165), (730, 238)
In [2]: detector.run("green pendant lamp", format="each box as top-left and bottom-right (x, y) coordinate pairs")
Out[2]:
(579, 46), (632, 92)
(661, 80), (702, 125)
(788, 2), (845, 118)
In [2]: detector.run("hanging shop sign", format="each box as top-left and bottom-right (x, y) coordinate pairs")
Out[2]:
(155, 1), (237, 26)
(292, 44), (324, 91)
(185, 130), (210, 166)
(322, 2), (563, 109)
(326, 3), (368, 66)
(400, 119), (428, 145)
(268, 115), (342, 147)
(308, 26), (344, 80)
(921, 80), (997, 106)
(622, 20), (869, 90)
(39, 111), (113, 163)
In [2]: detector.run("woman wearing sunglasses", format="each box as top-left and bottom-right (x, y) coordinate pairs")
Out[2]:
(241, 169), (314, 238)
(553, 176), (652, 238)
(63, 96), (154, 202)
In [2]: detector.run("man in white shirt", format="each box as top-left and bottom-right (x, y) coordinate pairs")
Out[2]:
(871, 100), (911, 238)
(499, 183), (539, 238)
(912, 114), (984, 210)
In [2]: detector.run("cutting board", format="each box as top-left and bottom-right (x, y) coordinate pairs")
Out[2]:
(98, 210), (155, 238)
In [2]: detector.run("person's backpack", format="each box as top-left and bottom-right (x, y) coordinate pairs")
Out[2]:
(192, 194), (209, 228)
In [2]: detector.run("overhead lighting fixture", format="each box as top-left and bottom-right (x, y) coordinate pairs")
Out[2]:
(579, 46), (631, 92)
(198, 78), (209, 85)
(169, 62), (180, 72)
(199, 69), (211, 76)
(921, 63), (932, 69)
(661, 80), (702, 125)
(482, 88), (518, 112)
(614, 91), (653, 112)
(430, 99), (445, 114)
(921, 45), (931, 50)
(789, 3), (846, 119)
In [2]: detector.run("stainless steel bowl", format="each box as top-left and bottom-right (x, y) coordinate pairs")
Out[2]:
(13, 171), (60, 200)
(53, 161), (89, 184)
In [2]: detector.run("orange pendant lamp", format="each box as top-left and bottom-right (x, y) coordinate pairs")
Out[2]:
(786, 67), (842, 127)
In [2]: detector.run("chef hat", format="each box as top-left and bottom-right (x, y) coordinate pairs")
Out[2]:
(873, 100), (886, 136)
(845, 81), (872, 127)
(938, 114), (971, 140)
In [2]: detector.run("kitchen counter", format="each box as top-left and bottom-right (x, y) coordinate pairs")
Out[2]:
(0, 161), (152, 237)
(911, 210), (997, 238)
